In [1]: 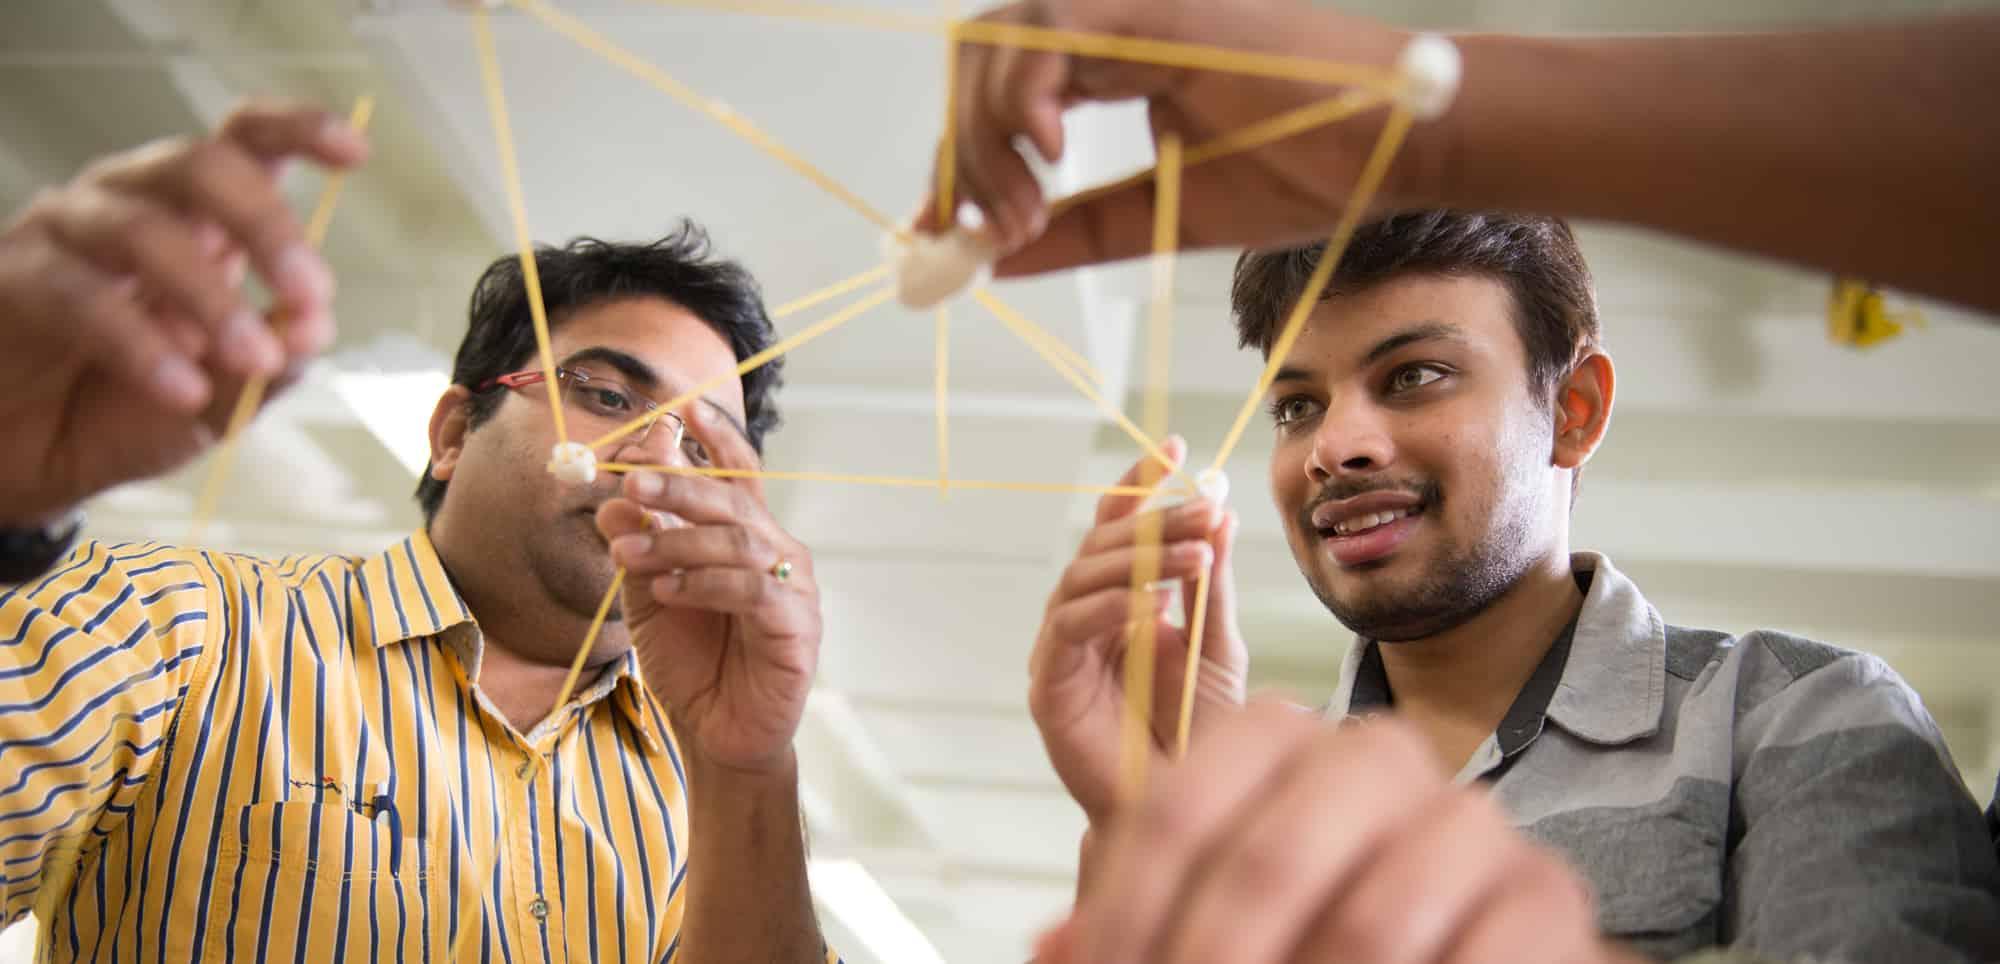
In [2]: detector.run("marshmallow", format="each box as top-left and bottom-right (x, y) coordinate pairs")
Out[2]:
(1395, 34), (1462, 121)
(547, 442), (598, 485)
(1195, 468), (1231, 505)
(889, 226), (998, 310)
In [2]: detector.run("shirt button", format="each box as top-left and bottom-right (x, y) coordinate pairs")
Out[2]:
(528, 897), (549, 921)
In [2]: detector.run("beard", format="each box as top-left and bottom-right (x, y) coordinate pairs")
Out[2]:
(526, 511), (628, 625)
(1302, 475), (1543, 642)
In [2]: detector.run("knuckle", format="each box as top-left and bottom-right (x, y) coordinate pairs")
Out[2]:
(1131, 794), (1201, 854)
(1322, 898), (1397, 961)
(1216, 831), (1309, 905)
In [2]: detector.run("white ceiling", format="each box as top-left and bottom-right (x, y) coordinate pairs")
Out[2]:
(5, 0), (2000, 960)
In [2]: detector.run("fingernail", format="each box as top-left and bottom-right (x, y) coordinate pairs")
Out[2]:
(274, 244), (332, 307)
(225, 308), (283, 375)
(630, 472), (663, 500)
(610, 533), (650, 563)
(152, 355), (209, 409)
(293, 310), (335, 356)
(319, 117), (367, 155)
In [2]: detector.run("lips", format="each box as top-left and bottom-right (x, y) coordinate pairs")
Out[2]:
(1309, 489), (1428, 568)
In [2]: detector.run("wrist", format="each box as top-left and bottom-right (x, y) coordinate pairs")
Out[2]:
(2, 503), (81, 531)
(685, 743), (801, 805)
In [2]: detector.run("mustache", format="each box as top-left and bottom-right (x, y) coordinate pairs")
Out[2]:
(1299, 477), (1440, 526)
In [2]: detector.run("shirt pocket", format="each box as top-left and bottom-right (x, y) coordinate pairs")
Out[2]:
(1526, 801), (1726, 959)
(199, 800), (448, 964)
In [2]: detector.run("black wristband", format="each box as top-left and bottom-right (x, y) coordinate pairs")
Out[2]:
(0, 510), (84, 585)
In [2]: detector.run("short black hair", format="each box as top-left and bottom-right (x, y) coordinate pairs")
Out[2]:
(1231, 210), (1599, 405)
(415, 222), (782, 521)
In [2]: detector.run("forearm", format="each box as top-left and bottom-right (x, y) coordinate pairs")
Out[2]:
(1415, 15), (2000, 312)
(679, 749), (827, 963)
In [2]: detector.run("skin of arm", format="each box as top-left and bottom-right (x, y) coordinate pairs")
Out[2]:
(1429, 16), (2000, 313)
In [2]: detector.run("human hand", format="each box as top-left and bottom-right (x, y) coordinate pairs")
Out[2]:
(0, 99), (367, 526)
(599, 402), (821, 776)
(922, 0), (1430, 276)
(1037, 699), (1643, 964)
(1029, 436), (1246, 826)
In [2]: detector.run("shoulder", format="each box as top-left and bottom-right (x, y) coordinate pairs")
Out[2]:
(1664, 624), (1947, 756)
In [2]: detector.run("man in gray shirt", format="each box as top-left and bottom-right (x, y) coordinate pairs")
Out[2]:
(1025, 211), (2000, 963)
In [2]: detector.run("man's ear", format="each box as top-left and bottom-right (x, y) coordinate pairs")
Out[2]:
(428, 385), (475, 483)
(1552, 352), (1614, 471)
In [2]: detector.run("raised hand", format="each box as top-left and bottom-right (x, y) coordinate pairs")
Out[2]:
(0, 100), (368, 527)
(598, 401), (821, 775)
(1037, 699), (1647, 964)
(1029, 436), (1246, 826)
(922, 0), (1422, 276)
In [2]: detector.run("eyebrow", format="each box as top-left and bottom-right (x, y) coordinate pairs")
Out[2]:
(1360, 321), (1469, 367)
(560, 345), (753, 441)
(561, 346), (660, 388)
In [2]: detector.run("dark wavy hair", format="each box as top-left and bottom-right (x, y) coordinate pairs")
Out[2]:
(415, 222), (782, 521)
(1231, 210), (1599, 406)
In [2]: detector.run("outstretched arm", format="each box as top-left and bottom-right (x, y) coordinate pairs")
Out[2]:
(934, 1), (2000, 314)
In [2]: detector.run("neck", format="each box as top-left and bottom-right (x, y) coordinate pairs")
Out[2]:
(429, 524), (600, 734)
(1374, 549), (1584, 769)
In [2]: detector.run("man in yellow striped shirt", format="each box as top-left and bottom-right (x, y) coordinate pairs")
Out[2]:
(0, 101), (840, 963)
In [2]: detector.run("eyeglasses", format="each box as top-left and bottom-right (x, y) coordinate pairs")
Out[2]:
(480, 367), (712, 467)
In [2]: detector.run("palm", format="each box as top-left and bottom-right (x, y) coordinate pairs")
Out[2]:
(628, 583), (815, 773)
(2, 349), (209, 524)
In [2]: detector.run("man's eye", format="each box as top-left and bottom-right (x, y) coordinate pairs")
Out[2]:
(1268, 395), (1322, 426)
(682, 436), (712, 467)
(1389, 364), (1447, 394)
(583, 387), (634, 414)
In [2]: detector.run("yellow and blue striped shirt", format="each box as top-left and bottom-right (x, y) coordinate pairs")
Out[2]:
(0, 531), (828, 963)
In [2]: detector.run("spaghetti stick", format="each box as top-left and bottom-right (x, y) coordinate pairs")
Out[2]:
(625, 0), (1400, 91)
(1116, 132), (1182, 808)
(981, 288), (1104, 386)
(552, 568), (626, 715)
(937, 15), (961, 225)
(771, 263), (890, 319)
(1049, 88), (1388, 219)
(1175, 560), (1213, 758)
(516, 0), (902, 236)
(956, 20), (1397, 93)
(974, 289), (1184, 487)
(189, 95), (373, 544)
(474, 8), (568, 444)
(597, 463), (1178, 498)
(1208, 106), (1414, 473)
(590, 286), (895, 451)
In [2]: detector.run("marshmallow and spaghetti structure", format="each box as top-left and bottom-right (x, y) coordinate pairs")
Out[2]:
(185, 2), (1461, 953)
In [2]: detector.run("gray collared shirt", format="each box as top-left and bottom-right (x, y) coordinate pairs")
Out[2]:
(1327, 553), (2000, 962)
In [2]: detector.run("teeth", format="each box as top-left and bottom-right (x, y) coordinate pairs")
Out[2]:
(1333, 507), (1411, 537)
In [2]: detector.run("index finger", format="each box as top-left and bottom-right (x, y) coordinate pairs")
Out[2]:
(218, 99), (372, 169)
(1094, 434), (1185, 525)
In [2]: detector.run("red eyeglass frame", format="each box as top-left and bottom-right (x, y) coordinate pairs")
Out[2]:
(477, 367), (686, 444)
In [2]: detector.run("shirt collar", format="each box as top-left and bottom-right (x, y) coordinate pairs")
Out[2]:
(1543, 552), (1666, 746)
(1334, 621), (1576, 759)
(1325, 552), (1666, 749)
(356, 530), (475, 648)
(359, 532), (674, 758)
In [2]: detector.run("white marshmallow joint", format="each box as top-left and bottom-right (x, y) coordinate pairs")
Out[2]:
(888, 225), (998, 310)
(1395, 34), (1462, 121)
(548, 442), (598, 485)
(1196, 468), (1231, 505)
